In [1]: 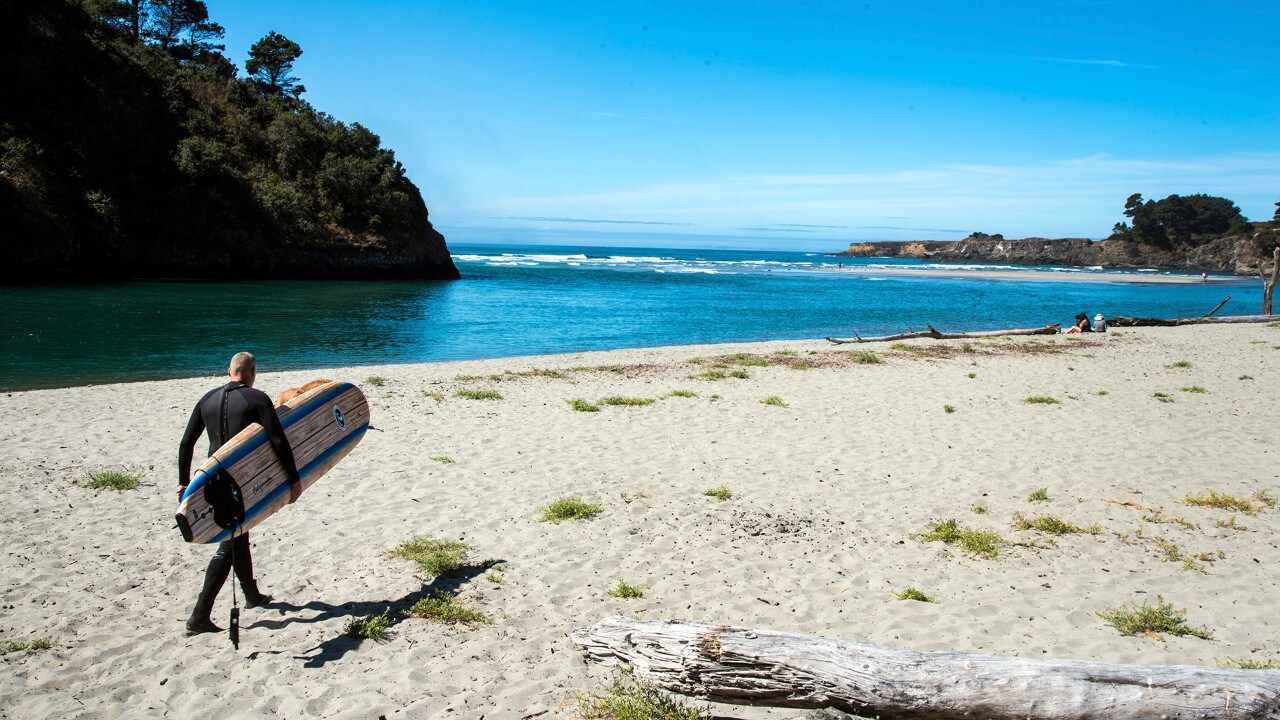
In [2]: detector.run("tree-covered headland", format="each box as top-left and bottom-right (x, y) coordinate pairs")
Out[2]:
(2, 0), (458, 280)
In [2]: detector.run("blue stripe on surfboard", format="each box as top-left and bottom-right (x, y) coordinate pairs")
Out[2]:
(183, 382), (356, 498)
(205, 421), (368, 544)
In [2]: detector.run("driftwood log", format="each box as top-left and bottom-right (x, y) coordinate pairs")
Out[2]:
(1108, 314), (1276, 327)
(826, 323), (1060, 344)
(573, 617), (1280, 720)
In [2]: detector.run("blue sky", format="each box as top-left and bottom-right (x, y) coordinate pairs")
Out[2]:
(209, 1), (1279, 250)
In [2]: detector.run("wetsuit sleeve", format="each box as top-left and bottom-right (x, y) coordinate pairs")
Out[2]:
(257, 399), (301, 486)
(177, 402), (205, 487)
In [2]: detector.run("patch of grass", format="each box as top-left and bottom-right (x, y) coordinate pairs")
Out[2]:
(578, 678), (713, 720)
(430, 455), (454, 464)
(407, 590), (490, 626)
(708, 394), (721, 402)
(1023, 396), (1060, 405)
(600, 396), (655, 407)
(1183, 490), (1274, 515)
(1027, 487), (1051, 503)
(423, 391), (445, 401)
(1239, 375), (1254, 380)
(665, 390), (698, 398)
(1094, 390), (1109, 396)
(702, 486), (732, 501)
(608, 580), (645, 599)
(456, 388), (502, 400)
(895, 586), (935, 602)
(852, 350), (883, 364)
(1013, 513), (1098, 535)
(967, 372), (976, 379)
(776, 349), (797, 356)
(1098, 596), (1212, 639)
(728, 369), (750, 379)
(727, 353), (770, 367)
(1217, 658), (1280, 670)
(485, 571), (504, 584)
(454, 374), (484, 381)
(688, 369), (727, 381)
(686, 357), (704, 365)
(970, 504), (988, 515)
(760, 395), (788, 407)
(1142, 510), (1196, 529)
(1166, 360), (1193, 369)
(568, 398), (601, 412)
(82, 469), (142, 492)
(1214, 515), (1246, 531)
(365, 375), (386, 386)
(388, 537), (472, 576)
(526, 368), (567, 378)
(943, 404), (956, 413)
(344, 609), (391, 640)
(914, 518), (1003, 559)
(539, 496), (603, 523)
(1153, 392), (1174, 403)
(0, 637), (57, 655)
(1180, 386), (1208, 393)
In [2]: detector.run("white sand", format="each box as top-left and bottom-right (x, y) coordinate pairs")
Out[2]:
(2, 324), (1278, 719)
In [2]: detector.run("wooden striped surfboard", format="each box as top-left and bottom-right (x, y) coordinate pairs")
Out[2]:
(176, 380), (370, 544)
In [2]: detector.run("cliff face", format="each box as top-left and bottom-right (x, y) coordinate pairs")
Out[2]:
(838, 232), (1277, 275)
(2, 0), (459, 282)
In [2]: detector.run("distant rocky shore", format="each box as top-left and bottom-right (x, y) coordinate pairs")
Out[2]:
(836, 230), (1277, 275)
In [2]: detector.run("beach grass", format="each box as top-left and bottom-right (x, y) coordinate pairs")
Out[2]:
(578, 678), (713, 720)
(82, 469), (142, 492)
(423, 391), (444, 401)
(608, 580), (645, 599)
(967, 372), (976, 378)
(688, 369), (727, 381)
(365, 375), (386, 386)
(943, 404), (956, 413)
(1239, 374), (1254, 380)
(1183, 490), (1275, 515)
(600, 396), (655, 407)
(456, 389), (502, 400)
(1098, 596), (1212, 639)
(665, 390), (698, 398)
(430, 455), (454, 464)
(970, 504), (988, 515)
(727, 353), (771, 367)
(1217, 658), (1280, 670)
(388, 537), (472, 576)
(852, 350), (883, 364)
(1180, 386), (1208, 393)
(729, 369), (750, 379)
(1012, 513), (1098, 535)
(895, 586), (935, 602)
(344, 609), (391, 640)
(1023, 396), (1060, 405)
(568, 398), (601, 412)
(407, 591), (490, 626)
(760, 395), (788, 407)
(540, 496), (603, 523)
(914, 519), (1002, 558)
(1166, 360), (1193, 369)
(1153, 392), (1174, 403)
(702, 486), (732, 501)
(0, 637), (57, 655)
(1026, 487), (1051, 503)
(1094, 390), (1110, 396)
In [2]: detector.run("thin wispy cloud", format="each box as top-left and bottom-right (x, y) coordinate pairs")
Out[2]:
(504, 215), (689, 226)
(776, 223), (848, 229)
(1034, 56), (1157, 70)
(859, 226), (969, 234)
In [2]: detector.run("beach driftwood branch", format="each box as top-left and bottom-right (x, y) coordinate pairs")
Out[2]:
(825, 323), (1060, 344)
(1203, 294), (1232, 318)
(572, 617), (1280, 720)
(1108, 314), (1276, 327)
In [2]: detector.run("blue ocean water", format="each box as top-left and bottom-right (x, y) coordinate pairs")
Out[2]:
(0, 242), (1259, 391)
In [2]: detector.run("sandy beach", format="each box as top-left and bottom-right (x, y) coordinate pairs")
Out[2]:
(2, 323), (1278, 719)
(823, 265), (1234, 285)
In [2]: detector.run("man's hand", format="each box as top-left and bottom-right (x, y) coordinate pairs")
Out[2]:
(176, 487), (186, 504)
(288, 482), (302, 505)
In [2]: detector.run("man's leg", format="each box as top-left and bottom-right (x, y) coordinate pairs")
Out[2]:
(231, 533), (272, 607)
(186, 539), (234, 633)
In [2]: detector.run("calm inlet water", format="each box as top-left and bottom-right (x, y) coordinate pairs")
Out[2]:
(0, 242), (1259, 391)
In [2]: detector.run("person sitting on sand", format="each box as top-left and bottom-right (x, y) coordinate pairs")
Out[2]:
(177, 352), (301, 635)
(1063, 312), (1093, 334)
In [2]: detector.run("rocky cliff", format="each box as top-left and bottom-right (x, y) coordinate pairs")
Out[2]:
(837, 231), (1277, 275)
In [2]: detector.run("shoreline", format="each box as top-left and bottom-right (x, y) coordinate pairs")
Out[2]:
(3, 324), (1278, 718)
(820, 265), (1239, 285)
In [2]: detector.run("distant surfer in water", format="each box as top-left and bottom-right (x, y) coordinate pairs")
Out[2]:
(177, 352), (302, 635)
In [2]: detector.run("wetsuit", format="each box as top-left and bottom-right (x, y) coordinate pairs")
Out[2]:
(178, 382), (300, 625)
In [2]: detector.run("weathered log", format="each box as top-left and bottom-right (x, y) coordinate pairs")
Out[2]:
(1203, 294), (1232, 318)
(826, 323), (1060, 344)
(572, 616), (1280, 720)
(1108, 314), (1277, 327)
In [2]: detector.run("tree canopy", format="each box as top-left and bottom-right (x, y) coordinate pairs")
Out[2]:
(1118, 193), (1248, 247)
(246, 30), (305, 97)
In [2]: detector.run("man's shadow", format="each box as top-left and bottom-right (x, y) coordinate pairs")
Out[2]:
(244, 559), (502, 667)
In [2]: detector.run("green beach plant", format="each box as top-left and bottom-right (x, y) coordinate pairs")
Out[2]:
(1166, 360), (1192, 369)
(913, 518), (1002, 558)
(365, 375), (386, 386)
(1183, 490), (1274, 515)
(1239, 375), (1254, 380)
(430, 455), (454, 464)
(456, 389), (502, 400)
(760, 396), (788, 407)
(895, 586), (935, 602)
(853, 350), (883, 364)
(1012, 513), (1098, 535)
(388, 537), (472, 576)
(664, 390), (698, 398)
(1180, 386), (1208, 393)
(0, 637), (57, 655)
(1098, 596), (1212, 639)
(568, 398), (601, 412)
(1023, 396), (1060, 405)
(943, 404), (956, 413)
(82, 469), (142, 492)
(1153, 392), (1174, 403)
(407, 591), (490, 626)
(689, 369), (727, 381)
(578, 677), (713, 720)
(702, 486), (732, 501)
(1217, 658), (1280, 670)
(423, 391), (445, 401)
(600, 396), (655, 407)
(344, 609), (392, 640)
(608, 580), (645, 599)
(540, 496), (603, 523)
(729, 369), (750, 379)
(1027, 487), (1051, 503)
(970, 504), (988, 515)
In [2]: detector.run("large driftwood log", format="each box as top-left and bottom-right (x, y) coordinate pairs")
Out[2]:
(1108, 314), (1277, 327)
(572, 617), (1280, 720)
(826, 323), (1060, 344)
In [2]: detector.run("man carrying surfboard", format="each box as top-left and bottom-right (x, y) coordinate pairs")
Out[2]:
(178, 352), (302, 635)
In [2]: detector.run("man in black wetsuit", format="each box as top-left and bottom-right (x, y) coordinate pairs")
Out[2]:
(178, 352), (302, 635)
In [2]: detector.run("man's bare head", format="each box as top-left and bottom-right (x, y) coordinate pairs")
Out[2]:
(228, 352), (257, 386)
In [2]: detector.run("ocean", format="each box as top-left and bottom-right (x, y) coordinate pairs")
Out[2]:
(0, 242), (1259, 391)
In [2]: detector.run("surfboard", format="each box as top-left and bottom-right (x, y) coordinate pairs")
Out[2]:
(175, 380), (370, 544)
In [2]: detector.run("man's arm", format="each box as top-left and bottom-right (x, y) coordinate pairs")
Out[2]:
(177, 402), (205, 499)
(256, 400), (303, 503)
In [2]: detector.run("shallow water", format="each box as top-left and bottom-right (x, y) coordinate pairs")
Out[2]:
(0, 242), (1258, 390)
